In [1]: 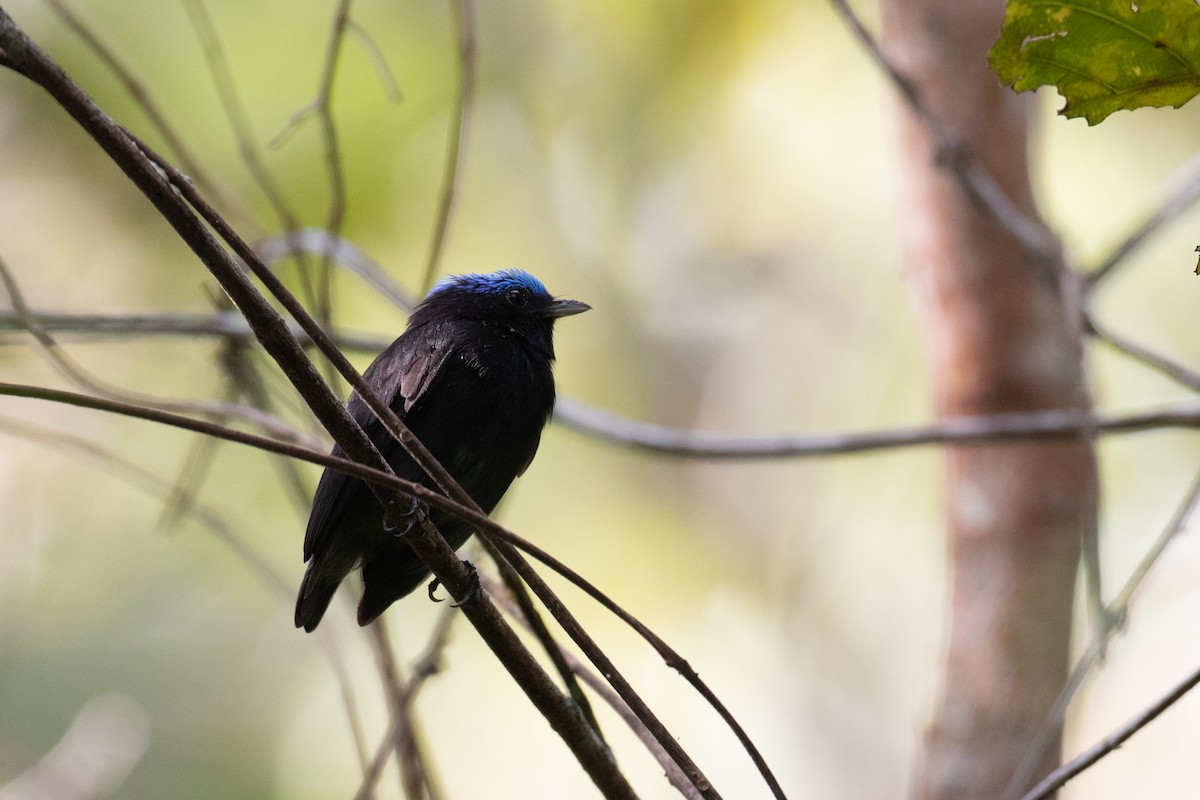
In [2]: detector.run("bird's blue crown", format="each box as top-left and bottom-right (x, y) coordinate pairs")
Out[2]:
(430, 269), (549, 299)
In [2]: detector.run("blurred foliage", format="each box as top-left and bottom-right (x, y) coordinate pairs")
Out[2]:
(1, 0), (1200, 798)
(990, 0), (1200, 125)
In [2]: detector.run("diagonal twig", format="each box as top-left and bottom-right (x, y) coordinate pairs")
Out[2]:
(1019, 659), (1200, 800)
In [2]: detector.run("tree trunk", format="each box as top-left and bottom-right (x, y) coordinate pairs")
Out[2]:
(879, 2), (1097, 798)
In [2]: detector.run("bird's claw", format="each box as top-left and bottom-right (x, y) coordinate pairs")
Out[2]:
(426, 560), (480, 607)
(383, 495), (424, 536)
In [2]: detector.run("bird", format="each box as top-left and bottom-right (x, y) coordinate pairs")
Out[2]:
(294, 269), (590, 632)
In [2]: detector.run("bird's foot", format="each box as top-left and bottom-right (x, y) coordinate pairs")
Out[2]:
(426, 561), (480, 607)
(450, 562), (480, 607)
(383, 494), (424, 537)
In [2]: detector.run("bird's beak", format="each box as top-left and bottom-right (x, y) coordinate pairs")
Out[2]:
(544, 298), (591, 319)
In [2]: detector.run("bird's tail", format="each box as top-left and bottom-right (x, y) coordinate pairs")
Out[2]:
(294, 565), (339, 632)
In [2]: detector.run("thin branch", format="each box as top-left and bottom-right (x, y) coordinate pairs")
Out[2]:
(1086, 150), (1200, 288)
(347, 20), (403, 103)
(180, 0), (298, 234)
(14, 303), (1200, 460)
(1019, 660), (1200, 800)
(555, 396), (1200, 459)
(368, 620), (436, 800)
(481, 536), (607, 743)
(43, 0), (241, 218)
(144, 132), (714, 798)
(827, 0), (1062, 273)
(0, 308), (386, 351)
(179, 0), (323, 315)
(0, 412), (374, 785)
(13, 303), (1200, 460)
(356, 607), (457, 800)
(0, 18), (641, 792)
(255, 228), (417, 310)
(485, 572), (702, 800)
(1006, 463), (1200, 796)
(0, 254), (319, 447)
(281, 0), (354, 335)
(419, 0), (476, 295)
(1087, 313), (1200, 392)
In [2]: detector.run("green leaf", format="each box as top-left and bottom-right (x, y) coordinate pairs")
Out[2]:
(989, 0), (1200, 125)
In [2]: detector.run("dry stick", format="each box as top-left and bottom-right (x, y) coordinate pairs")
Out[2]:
(144, 111), (721, 800)
(368, 620), (436, 800)
(0, 18), (637, 799)
(1086, 150), (1200, 288)
(0, 414), (374, 775)
(43, 0), (242, 220)
(480, 536), (607, 743)
(0, 308), (387, 352)
(1005, 462), (1200, 797)
(1018, 660), (1200, 800)
(826, 0), (1062, 273)
(1087, 314), (1200, 392)
(17, 304), (1200, 459)
(16, 303), (1200, 460)
(179, 0), (323, 317)
(217, 339), (314, 509)
(555, 396), (1200, 459)
(357, 607), (458, 800)
(0, 255), (318, 447)
(256, 228), (417, 311)
(419, 0), (475, 295)
(347, 20), (404, 103)
(4, 377), (741, 800)
(482, 573), (702, 800)
(271, 0), (354, 330)
(309, 0), (348, 333)
(477, 525), (786, 800)
(14, 303), (1200, 459)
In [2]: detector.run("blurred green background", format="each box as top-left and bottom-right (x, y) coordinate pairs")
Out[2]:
(2, 0), (1200, 797)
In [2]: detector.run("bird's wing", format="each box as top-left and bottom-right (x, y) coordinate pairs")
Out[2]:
(394, 321), (457, 414)
(301, 321), (458, 562)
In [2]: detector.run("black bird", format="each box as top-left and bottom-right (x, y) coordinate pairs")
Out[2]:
(295, 269), (589, 632)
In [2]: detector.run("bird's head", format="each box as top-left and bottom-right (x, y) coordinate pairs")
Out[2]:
(421, 269), (590, 357)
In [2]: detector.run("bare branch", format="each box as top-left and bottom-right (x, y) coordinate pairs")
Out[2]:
(255, 228), (417, 310)
(347, 20), (403, 103)
(419, 0), (476, 295)
(356, 607), (457, 800)
(0, 254), (320, 447)
(43, 0), (242, 219)
(1087, 151), (1200, 288)
(0, 308), (385, 351)
(1019, 660), (1200, 800)
(827, 0), (1063, 273)
(1087, 314), (1200, 392)
(180, 0), (299, 234)
(0, 11), (640, 789)
(486, 572), (702, 800)
(482, 537), (607, 743)
(556, 396), (1200, 458)
(1007, 464), (1200, 795)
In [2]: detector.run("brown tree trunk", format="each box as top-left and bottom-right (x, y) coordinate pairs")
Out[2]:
(879, 2), (1097, 798)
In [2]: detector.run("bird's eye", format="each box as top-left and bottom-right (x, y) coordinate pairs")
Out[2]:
(505, 287), (528, 307)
